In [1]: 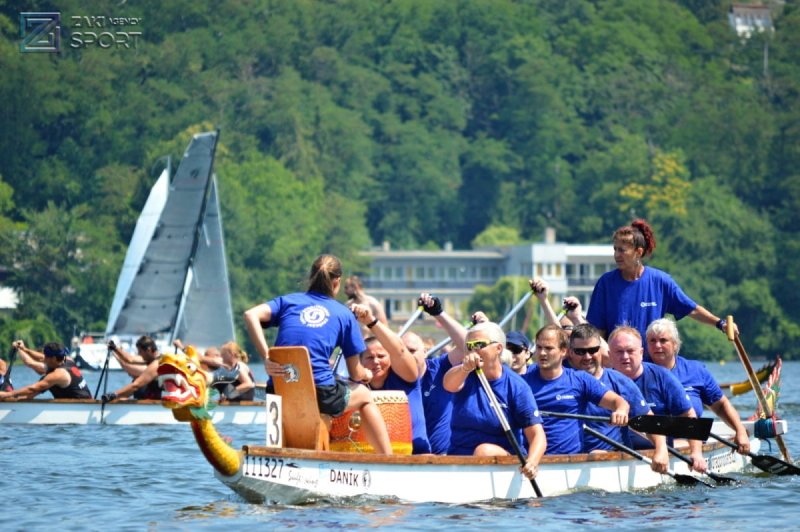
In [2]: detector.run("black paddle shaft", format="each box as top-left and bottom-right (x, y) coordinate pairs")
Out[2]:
(666, 445), (737, 485)
(539, 410), (713, 440)
(3, 346), (17, 391)
(709, 432), (800, 476)
(582, 425), (712, 487)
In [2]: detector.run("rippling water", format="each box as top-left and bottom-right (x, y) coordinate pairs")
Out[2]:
(1, 360), (798, 530)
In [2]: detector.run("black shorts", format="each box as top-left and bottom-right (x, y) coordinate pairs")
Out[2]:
(316, 379), (350, 417)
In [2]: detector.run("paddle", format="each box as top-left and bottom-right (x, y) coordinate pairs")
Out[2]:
(665, 444), (737, 485)
(582, 425), (714, 488)
(2, 346), (17, 392)
(475, 368), (542, 498)
(539, 410), (713, 440)
(428, 291), (534, 357)
(397, 306), (423, 337)
(96, 346), (112, 424)
(708, 432), (800, 476)
(726, 316), (793, 463)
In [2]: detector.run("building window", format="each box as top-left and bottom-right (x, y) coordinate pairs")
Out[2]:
(384, 267), (393, 280)
(555, 263), (562, 276)
(416, 266), (425, 280)
(536, 264), (543, 277)
(448, 267), (457, 279)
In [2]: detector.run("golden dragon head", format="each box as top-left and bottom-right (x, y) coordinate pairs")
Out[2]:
(158, 346), (212, 421)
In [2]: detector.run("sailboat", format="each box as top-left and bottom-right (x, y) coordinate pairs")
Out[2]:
(75, 131), (235, 369)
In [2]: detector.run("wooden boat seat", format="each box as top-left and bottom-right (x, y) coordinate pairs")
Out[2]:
(268, 346), (330, 450)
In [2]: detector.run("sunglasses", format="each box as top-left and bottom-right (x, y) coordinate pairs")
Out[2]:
(466, 340), (497, 352)
(506, 344), (526, 355)
(572, 345), (601, 356)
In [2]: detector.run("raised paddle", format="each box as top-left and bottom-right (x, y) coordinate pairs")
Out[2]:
(708, 432), (800, 476)
(539, 410), (713, 440)
(428, 291), (534, 357)
(726, 315), (792, 463)
(582, 425), (714, 488)
(475, 368), (543, 498)
(397, 306), (424, 337)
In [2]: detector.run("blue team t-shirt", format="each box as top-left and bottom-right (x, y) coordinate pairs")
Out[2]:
(582, 368), (651, 452)
(523, 366), (610, 455)
(448, 370), (542, 456)
(668, 356), (724, 416)
(422, 354), (454, 455)
(266, 291), (365, 386)
(586, 266), (697, 347)
(381, 369), (432, 454)
(630, 362), (693, 449)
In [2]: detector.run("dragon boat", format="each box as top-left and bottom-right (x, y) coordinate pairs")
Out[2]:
(154, 345), (791, 505)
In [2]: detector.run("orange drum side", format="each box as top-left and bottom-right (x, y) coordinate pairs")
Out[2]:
(330, 390), (413, 454)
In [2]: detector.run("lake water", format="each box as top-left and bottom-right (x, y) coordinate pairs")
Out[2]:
(1, 360), (799, 530)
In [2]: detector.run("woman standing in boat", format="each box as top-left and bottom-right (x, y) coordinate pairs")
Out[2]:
(587, 219), (736, 347)
(443, 321), (546, 479)
(244, 254), (392, 454)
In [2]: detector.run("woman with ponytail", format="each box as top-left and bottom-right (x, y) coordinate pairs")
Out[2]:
(244, 254), (392, 454)
(586, 219), (734, 350)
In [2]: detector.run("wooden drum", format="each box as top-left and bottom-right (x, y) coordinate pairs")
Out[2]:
(330, 390), (412, 454)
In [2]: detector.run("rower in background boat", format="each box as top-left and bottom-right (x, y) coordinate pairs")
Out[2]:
(0, 343), (91, 400)
(522, 324), (631, 456)
(352, 302), (430, 454)
(646, 318), (750, 454)
(0, 356), (9, 392)
(214, 342), (256, 402)
(567, 324), (669, 473)
(608, 326), (708, 473)
(101, 336), (162, 403)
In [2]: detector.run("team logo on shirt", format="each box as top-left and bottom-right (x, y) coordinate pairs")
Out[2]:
(640, 301), (657, 308)
(300, 305), (330, 328)
(556, 394), (576, 401)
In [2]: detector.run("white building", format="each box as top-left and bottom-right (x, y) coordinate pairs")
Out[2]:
(728, 3), (774, 38)
(360, 230), (614, 321)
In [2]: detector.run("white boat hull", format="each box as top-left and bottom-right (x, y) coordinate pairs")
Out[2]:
(0, 399), (266, 425)
(216, 436), (758, 504)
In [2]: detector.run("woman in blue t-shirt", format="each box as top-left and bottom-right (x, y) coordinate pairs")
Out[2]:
(443, 321), (546, 480)
(244, 254), (392, 454)
(587, 219), (736, 346)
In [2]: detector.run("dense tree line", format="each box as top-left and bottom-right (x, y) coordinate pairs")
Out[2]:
(0, 0), (797, 359)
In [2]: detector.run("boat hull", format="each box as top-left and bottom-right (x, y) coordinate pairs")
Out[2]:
(0, 399), (266, 425)
(215, 437), (757, 504)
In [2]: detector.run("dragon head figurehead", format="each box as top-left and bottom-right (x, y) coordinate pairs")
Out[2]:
(158, 346), (213, 421)
(158, 345), (241, 476)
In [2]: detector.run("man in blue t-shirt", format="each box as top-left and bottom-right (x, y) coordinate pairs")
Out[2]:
(566, 324), (669, 473)
(608, 326), (708, 473)
(523, 324), (630, 455)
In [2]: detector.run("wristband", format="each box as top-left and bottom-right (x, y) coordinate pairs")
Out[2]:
(366, 318), (379, 329)
(716, 318), (727, 331)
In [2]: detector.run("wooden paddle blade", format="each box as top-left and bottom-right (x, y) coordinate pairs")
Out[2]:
(750, 454), (800, 476)
(628, 415), (712, 440)
(673, 473), (714, 488)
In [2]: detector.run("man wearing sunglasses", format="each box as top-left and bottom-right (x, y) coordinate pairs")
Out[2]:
(523, 324), (630, 455)
(567, 324), (669, 473)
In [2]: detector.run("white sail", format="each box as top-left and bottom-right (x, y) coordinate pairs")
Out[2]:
(104, 131), (234, 350)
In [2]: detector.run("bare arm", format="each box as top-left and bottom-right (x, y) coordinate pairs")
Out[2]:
(418, 293), (469, 365)
(597, 391), (629, 426)
(521, 424), (547, 479)
(443, 352), (481, 393)
(243, 304), (278, 375)
(231, 362), (255, 399)
(0, 368), (69, 399)
(345, 353), (372, 384)
(113, 361), (159, 400)
(689, 305), (739, 335)
(352, 304), (417, 383)
(530, 278), (560, 326)
(708, 396), (750, 454)
(14, 342), (46, 375)
(679, 407), (708, 472)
